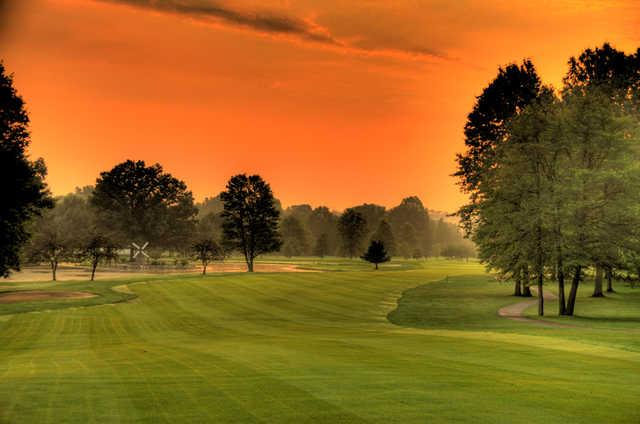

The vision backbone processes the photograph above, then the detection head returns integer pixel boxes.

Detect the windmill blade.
[133,251,140,258]
[132,242,140,249]
[141,251,150,258]
[141,242,149,250]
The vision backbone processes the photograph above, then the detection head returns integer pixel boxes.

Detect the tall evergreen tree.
[361,240,390,270]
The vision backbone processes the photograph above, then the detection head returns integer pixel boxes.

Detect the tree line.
[456,43,640,316]
[17,164,473,278]
[199,194,473,260]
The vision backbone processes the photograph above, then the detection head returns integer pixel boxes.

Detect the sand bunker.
[0,291,97,303]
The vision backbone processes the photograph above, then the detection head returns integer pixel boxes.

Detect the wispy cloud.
[97,0,446,61]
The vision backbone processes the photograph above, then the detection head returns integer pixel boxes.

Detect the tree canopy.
[91,160,197,252]
[467,44,640,316]
[456,60,544,235]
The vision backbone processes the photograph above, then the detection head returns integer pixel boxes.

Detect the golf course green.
[0,259,638,423]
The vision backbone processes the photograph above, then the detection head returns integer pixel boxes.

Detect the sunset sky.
[1,0,639,212]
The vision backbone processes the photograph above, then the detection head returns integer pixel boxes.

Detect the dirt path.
[498,288,573,327]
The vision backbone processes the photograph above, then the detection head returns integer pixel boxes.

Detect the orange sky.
[1,0,639,212]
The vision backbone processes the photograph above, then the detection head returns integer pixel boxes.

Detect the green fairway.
[0,259,638,423]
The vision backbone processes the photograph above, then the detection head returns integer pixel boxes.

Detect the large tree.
[455,60,543,235]
[563,43,640,300]
[0,63,52,277]
[219,174,282,272]
[472,84,640,316]
[561,88,640,308]
[337,209,367,258]
[91,160,197,254]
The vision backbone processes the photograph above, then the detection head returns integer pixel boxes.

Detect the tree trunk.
[51,260,57,281]
[375,263,379,270]
[566,266,581,316]
[202,262,207,275]
[592,265,604,297]
[521,265,532,297]
[606,266,614,293]
[557,258,566,315]
[514,268,522,296]
[537,271,544,316]
[247,258,254,272]
[91,261,98,281]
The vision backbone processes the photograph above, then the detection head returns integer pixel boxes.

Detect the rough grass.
[0,259,638,423]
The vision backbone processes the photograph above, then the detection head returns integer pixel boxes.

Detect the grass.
[0,258,638,422]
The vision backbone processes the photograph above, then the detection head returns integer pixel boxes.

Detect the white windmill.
[132,242,150,264]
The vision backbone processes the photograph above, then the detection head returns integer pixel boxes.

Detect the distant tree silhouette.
[26,191,100,280]
[338,208,367,258]
[313,233,330,257]
[441,243,475,260]
[193,238,223,275]
[0,63,52,277]
[351,203,386,241]
[91,160,197,255]
[398,222,418,258]
[24,209,69,281]
[81,235,117,281]
[220,174,281,272]
[372,220,396,256]
[280,215,308,256]
[308,206,339,255]
[361,240,390,270]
